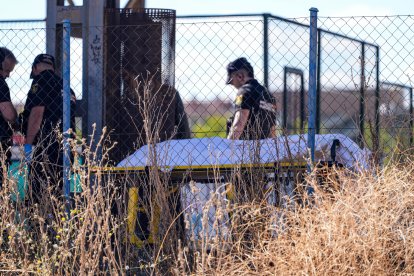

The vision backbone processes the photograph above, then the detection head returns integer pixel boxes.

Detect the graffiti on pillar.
[90,35,102,65]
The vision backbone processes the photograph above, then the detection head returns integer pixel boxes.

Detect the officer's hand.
[24,144,33,163]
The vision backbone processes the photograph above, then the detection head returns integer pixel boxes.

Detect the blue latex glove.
[24,144,33,163]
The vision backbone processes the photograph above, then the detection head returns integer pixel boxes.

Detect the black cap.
[30,54,55,79]
[226,57,254,84]
[32,53,55,68]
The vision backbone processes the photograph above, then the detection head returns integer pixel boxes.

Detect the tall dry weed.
[0,126,132,275]
[183,162,414,275]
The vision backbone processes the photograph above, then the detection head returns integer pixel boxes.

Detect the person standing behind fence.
[226,57,276,140]
[20,54,76,203]
[0,47,18,187]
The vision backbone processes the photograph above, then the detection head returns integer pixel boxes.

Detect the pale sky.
[0,0,413,21]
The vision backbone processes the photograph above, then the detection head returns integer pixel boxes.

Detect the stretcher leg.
[127,187,145,248]
[148,186,180,244]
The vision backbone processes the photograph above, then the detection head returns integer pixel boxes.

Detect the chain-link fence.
[1,12,414,265]
[3,14,413,162]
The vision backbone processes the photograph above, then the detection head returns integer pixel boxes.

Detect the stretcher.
[95,134,371,247]
[97,161,311,247]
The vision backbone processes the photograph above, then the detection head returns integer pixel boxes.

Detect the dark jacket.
[21,70,76,145]
[234,79,276,140]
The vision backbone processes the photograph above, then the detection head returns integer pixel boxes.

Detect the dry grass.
[1,141,414,275]
[181,161,414,275]
[0,131,133,275]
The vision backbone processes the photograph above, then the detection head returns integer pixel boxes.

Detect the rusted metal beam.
[57,6,83,24]
[124,0,145,9]
[85,0,105,151]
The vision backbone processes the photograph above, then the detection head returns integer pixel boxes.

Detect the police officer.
[226,57,276,140]
[21,54,76,202]
[0,47,18,187]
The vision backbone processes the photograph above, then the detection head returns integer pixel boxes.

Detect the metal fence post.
[410,87,413,147]
[263,13,270,90]
[308,8,318,165]
[316,30,321,134]
[375,46,380,153]
[62,19,71,213]
[358,42,366,148]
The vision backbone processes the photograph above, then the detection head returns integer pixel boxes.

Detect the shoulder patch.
[235,95,243,106]
[31,83,39,93]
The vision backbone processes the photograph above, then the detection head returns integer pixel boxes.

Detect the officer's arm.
[227,109,249,140]
[0,101,17,122]
[26,106,44,144]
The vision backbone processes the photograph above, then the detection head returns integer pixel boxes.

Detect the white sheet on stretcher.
[117,134,372,240]
[117,134,372,171]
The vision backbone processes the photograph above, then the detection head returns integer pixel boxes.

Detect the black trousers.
[0,139,12,189]
[28,140,63,204]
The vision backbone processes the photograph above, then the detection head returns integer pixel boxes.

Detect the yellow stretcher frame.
[91,161,323,248]
[91,161,309,173]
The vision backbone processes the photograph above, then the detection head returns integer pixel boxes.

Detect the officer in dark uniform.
[226,57,276,140]
[21,54,76,203]
[0,47,18,187]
